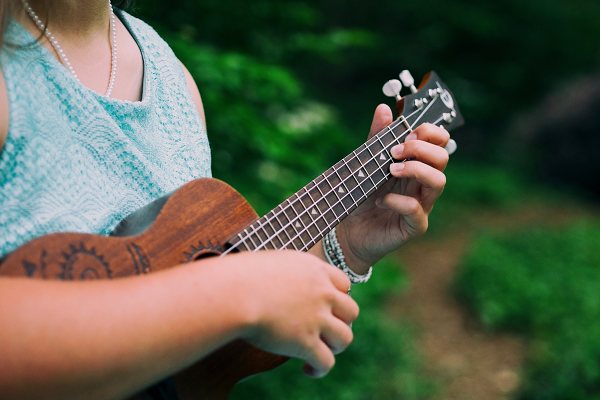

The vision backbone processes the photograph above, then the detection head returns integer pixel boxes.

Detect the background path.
[388,203,596,399]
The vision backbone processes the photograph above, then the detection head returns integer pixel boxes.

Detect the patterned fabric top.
[0,10,212,258]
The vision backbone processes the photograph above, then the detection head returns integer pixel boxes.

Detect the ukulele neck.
[228,116,413,252]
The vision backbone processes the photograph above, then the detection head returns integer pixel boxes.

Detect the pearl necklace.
[20,0,118,98]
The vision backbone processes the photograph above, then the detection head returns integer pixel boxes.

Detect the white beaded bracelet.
[322,227,372,284]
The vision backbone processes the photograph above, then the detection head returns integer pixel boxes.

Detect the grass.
[455,222,600,399]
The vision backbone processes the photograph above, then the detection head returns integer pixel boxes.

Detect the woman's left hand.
[336,103,451,273]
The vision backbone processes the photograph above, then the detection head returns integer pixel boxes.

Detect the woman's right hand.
[229,250,359,378]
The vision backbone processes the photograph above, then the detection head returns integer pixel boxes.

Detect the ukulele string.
[246,99,441,253]
[270,99,438,251]
[287,111,448,253]
[221,103,433,256]
[222,99,441,256]
[219,115,411,257]
[221,117,412,255]
[223,102,434,255]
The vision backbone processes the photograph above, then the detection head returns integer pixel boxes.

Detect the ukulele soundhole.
[59,243,112,280]
[183,240,225,261]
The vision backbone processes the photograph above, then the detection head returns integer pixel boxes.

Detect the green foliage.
[231,256,435,400]
[165,32,352,213]
[426,161,528,234]
[455,223,600,399]
[126,1,600,398]
[441,162,526,208]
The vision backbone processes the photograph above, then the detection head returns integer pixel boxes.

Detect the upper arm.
[179,62,206,127]
[0,71,8,152]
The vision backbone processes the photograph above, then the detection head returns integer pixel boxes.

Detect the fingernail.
[406,133,417,141]
[391,144,404,159]
[390,162,405,173]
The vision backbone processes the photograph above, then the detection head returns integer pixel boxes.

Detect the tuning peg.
[444,138,457,155]
[382,79,403,100]
[399,70,418,94]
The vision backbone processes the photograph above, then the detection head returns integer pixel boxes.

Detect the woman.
[0,1,451,399]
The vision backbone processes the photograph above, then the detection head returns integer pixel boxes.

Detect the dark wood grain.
[0,178,287,399]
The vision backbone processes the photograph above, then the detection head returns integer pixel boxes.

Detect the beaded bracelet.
[322,227,373,284]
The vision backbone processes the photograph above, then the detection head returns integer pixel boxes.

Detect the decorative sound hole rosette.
[183,240,226,261]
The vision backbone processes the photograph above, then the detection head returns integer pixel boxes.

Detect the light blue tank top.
[0,10,212,258]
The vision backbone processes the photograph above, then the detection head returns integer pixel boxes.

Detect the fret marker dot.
[380,153,387,160]
[295,221,302,228]
[311,208,318,215]
[358,170,365,178]
[338,187,345,193]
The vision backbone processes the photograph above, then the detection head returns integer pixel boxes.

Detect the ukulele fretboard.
[229,117,413,252]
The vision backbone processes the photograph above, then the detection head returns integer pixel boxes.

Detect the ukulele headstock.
[382,70,464,132]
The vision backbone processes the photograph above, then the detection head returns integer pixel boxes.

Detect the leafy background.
[130,1,600,398]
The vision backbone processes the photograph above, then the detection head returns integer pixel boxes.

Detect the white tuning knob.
[444,138,457,155]
[399,70,418,93]
[382,79,403,100]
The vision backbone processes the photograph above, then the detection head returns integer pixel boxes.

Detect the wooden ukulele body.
[0,178,287,399]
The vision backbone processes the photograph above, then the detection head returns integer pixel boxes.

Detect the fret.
[266,213,290,249]
[360,144,380,175]
[281,199,296,229]
[235,241,252,251]
[371,135,385,155]
[306,185,325,211]
[284,199,304,239]
[297,189,314,214]
[302,190,323,239]
[350,181,367,206]
[362,143,380,173]
[331,167,355,212]
[399,116,413,132]
[277,199,306,250]
[355,143,370,165]
[285,194,313,247]
[339,158,360,203]
[279,202,306,248]
[298,225,313,250]
[290,192,308,219]
[310,189,331,225]
[291,229,309,250]
[382,125,400,147]
[393,119,412,143]
[319,176,342,212]
[314,181,340,226]
[373,135,389,164]
[273,216,298,250]
[264,217,286,249]
[324,178,348,222]
[254,224,276,250]
[266,209,284,235]
[242,228,260,251]
[344,153,363,179]
[352,149,377,194]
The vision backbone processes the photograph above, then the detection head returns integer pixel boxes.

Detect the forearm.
[0,256,251,400]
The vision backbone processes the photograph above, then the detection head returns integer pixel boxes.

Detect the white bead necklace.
[20,0,118,98]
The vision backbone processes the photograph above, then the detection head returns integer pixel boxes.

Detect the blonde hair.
[0,0,20,45]
[0,0,133,46]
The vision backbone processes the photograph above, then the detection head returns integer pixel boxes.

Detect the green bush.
[231,256,435,400]
[455,222,600,399]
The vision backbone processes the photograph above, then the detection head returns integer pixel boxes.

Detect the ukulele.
[0,70,463,399]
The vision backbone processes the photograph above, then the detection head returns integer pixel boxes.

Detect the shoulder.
[117,10,205,125]
[0,71,8,151]
[179,62,205,125]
